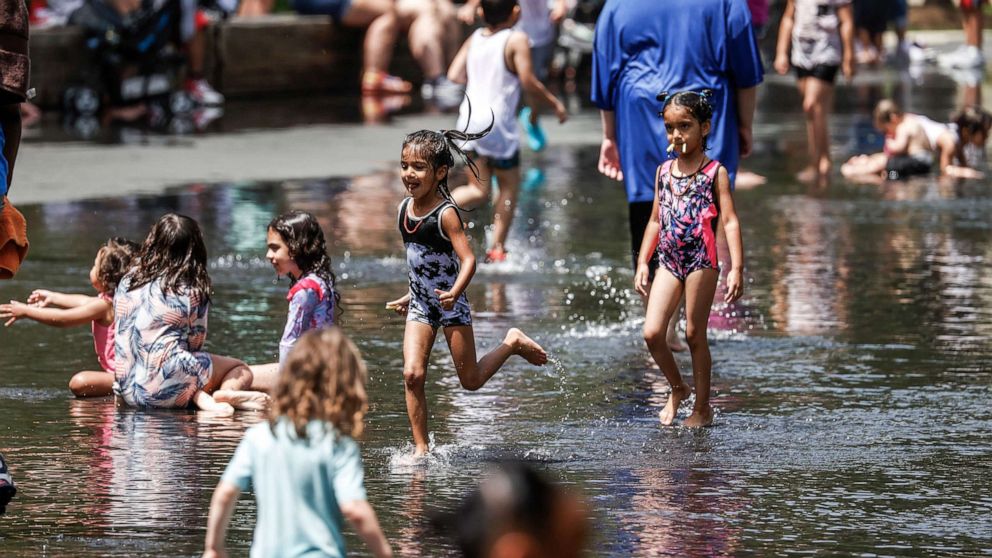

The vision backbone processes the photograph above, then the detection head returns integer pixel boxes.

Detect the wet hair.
[95,237,140,294]
[952,105,992,139]
[401,103,494,211]
[481,0,518,26]
[271,327,368,439]
[658,89,715,150]
[874,99,903,126]
[433,461,560,558]
[268,210,341,314]
[128,213,211,303]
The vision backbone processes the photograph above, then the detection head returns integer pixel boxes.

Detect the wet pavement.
[1,58,992,556]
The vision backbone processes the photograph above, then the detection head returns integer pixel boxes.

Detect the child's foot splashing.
[390,125,548,456]
[634,91,745,428]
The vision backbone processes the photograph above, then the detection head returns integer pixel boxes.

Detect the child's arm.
[884,122,914,156]
[837,3,856,81]
[447,36,473,85]
[507,31,568,123]
[0,296,111,327]
[279,288,320,364]
[341,500,393,558]
[435,208,476,311]
[715,166,745,303]
[385,292,411,315]
[550,0,568,23]
[26,289,93,309]
[202,481,241,558]
[773,0,795,76]
[634,172,662,297]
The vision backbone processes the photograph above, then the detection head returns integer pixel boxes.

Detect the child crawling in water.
[0,237,138,397]
[842,100,991,182]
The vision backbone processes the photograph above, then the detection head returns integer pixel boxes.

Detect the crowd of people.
[1,0,991,555]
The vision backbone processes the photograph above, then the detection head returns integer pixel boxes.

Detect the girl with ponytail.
[386,125,549,457]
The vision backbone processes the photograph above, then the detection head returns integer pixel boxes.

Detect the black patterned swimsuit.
[398,197,472,328]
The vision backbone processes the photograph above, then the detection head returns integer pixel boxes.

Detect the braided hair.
[657,89,715,151]
[268,211,342,316]
[401,100,494,211]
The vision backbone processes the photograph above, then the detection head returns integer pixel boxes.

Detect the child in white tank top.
[447,0,568,263]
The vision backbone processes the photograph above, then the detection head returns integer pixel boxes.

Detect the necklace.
[669,157,708,197]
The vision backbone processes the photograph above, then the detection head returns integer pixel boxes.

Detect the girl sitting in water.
[249,210,340,392]
[386,127,548,456]
[113,213,269,415]
[0,237,139,397]
[202,328,392,558]
[634,91,745,427]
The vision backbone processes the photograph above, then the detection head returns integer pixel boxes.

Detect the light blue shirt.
[222,419,368,558]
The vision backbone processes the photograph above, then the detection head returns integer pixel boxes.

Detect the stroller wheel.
[169,91,195,115]
[64,86,101,116]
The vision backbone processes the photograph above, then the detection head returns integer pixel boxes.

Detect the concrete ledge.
[29,14,421,108]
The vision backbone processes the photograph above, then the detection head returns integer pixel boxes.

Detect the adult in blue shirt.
[592,0,764,272]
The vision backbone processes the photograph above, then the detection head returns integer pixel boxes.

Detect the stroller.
[553,0,604,81]
[62,0,194,118]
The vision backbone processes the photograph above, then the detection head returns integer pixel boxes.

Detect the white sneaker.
[908,41,936,65]
[431,77,465,111]
[185,78,225,106]
[938,45,984,69]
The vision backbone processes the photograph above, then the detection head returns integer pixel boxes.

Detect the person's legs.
[247,362,280,392]
[681,268,719,427]
[397,0,446,81]
[629,200,686,351]
[451,158,492,209]
[207,354,271,410]
[642,268,689,425]
[806,77,835,177]
[963,0,983,49]
[489,163,521,258]
[443,325,547,391]
[403,320,437,455]
[344,0,413,92]
[68,371,115,397]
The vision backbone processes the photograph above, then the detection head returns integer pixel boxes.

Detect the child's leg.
[490,165,521,254]
[443,325,547,391]
[801,77,835,176]
[643,269,690,425]
[68,371,115,398]
[207,355,271,411]
[962,2,983,48]
[404,321,438,455]
[248,362,280,393]
[681,268,720,428]
[451,159,492,210]
[194,390,235,416]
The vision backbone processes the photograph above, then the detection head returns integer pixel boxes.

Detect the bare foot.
[507,328,548,365]
[213,390,271,411]
[199,401,236,417]
[413,445,429,457]
[660,383,691,426]
[683,405,714,428]
[734,170,767,190]
[796,166,818,183]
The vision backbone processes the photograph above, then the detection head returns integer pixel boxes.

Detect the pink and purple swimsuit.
[656,159,721,281]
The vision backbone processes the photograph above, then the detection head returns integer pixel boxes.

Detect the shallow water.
[2,70,992,556]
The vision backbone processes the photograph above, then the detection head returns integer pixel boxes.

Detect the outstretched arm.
[507,32,567,122]
[27,289,96,309]
[0,296,111,327]
[715,167,745,303]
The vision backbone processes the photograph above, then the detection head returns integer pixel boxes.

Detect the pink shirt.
[91,292,115,373]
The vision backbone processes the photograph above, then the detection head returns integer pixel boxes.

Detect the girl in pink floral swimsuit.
[634,90,746,428]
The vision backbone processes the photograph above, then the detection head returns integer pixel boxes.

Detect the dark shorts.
[885,155,932,180]
[629,201,660,278]
[291,0,352,22]
[854,0,893,34]
[468,150,521,170]
[531,41,555,83]
[795,64,840,83]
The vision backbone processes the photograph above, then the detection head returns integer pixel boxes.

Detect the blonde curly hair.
[271,327,368,438]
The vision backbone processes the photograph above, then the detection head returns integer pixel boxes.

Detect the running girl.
[203,328,392,558]
[114,213,269,415]
[249,210,340,393]
[634,91,745,428]
[386,129,548,456]
[0,237,138,397]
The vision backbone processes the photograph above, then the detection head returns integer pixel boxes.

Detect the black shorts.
[795,64,840,83]
[854,0,893,34]
[885,155,932,180]
[629,201,659,277]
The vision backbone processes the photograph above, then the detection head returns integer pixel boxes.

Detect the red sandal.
[361,71,413,94]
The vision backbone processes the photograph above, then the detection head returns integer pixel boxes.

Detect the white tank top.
[914,114,952,150]
[455,28,521,160]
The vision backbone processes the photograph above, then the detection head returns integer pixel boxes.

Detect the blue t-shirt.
[221,419,368,558]
[591,0,764,203]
